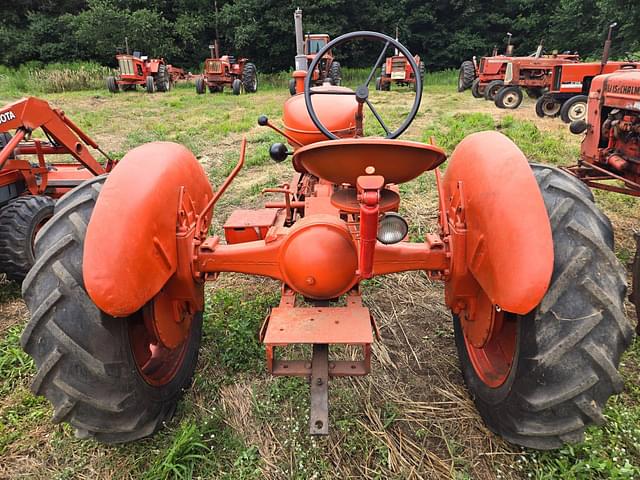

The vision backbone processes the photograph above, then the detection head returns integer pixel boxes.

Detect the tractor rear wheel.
[329,61,342,86]
[495,86,523,109]
[106,76,118,93]
[232,78,242,95]
[471,78,484,98]
[0,195,55,282]
[631,234,640,334]
[20,177,203,443]
[242,62,258,93]
[195,78,205,94]
[155,64,171,92]
[560,95,588,124]
[454,164,632,449]
[484,80,504,101]
[145,76,155,93]
[458,60,475,92]
[535,95,562,118]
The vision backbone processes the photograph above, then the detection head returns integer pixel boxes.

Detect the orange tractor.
[21,32,632,449]
[0,97,114,281]
[289,9,341,95]
[536,23,640,123]
[195,41,258,95]
[106,48,176,94]
[566,68,640,332]
[493,51,580,109]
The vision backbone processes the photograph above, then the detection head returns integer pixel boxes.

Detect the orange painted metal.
[223,209,278,244]
[356,175,384,279]
[293,138,446,185]
[84,142,213,318]
[331,187,400,213]
[441,131,553,348]
[283,87,358,146]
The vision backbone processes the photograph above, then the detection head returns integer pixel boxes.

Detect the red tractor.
[565,69,640,332]
[106,50,174,94]
[493,52,581,109]
[535,23,640,123]
[375,52,425,91]
[0,97,114,281]
[20,32,631,451]
[195,41,258,95]
[461,33,515,98]
[289,9,341,95]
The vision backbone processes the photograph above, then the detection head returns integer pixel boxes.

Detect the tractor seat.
[292,138,446,185]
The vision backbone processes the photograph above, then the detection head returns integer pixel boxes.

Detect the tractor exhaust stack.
[600,22,618,73]
[505,32,514,55]
[294,8,307,71]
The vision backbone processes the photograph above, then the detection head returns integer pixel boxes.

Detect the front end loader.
[0,97,114,281]
[21,32,632,451]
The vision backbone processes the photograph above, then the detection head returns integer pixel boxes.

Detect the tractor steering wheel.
[304,31,422,140]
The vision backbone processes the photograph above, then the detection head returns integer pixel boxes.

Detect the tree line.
[1,0,638,72]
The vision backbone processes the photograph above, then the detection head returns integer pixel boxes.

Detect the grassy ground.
[0,73,639,479]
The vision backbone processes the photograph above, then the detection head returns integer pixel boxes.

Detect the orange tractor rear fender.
[83,142,213,317]
[441,131,554,324]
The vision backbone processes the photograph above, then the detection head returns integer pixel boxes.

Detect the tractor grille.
[118,58,134,76]
[391,58,407,80]
[206,60,223,74]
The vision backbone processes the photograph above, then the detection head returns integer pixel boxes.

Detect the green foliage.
[0,62,111,94]
[0,0,639,71]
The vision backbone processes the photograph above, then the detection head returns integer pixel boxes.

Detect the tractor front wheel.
[560,95,588,124]
[289,78,297,95]
[21,177,203,443]
[0,195,55,282]
[106,76,118,93]
[145,76,155,93]
[495,86,523,109]
[471,78,484,98]
[455,164,632,449]
[535,95,562,118]
[232,78,242,95]
[458,60,475,92]
[484,80,503,101]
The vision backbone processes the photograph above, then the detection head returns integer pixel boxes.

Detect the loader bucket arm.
[442,131,554,318]
[0,97,109,174]
[83,142,213,317]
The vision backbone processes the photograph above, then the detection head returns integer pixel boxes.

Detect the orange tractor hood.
[283,86,358,146]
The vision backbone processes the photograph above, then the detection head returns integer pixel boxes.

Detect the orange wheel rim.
[464,312,518,388]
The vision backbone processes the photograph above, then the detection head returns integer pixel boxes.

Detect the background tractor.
[20,32,631,452]
[375,33,424,92]
[493,51,580,109]
[106,44,175,94]
[195,41,258,95]
[0,97,113,281]
[536,23,639,123]
[289,9,341,95]
[462,33,515,98]
[565,68,640,332]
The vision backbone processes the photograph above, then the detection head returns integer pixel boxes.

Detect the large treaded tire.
[155,64,171,92]
[21,177,203,443]
[458,60,475,92]
[484,80,504,101]
[329,61,342,86]
[0,195,54,282]
[471,78,484,98]
[106,76,118,93]
[242,62,258,93]
[455,164,633,450]
[195,77,205,94]
[145,75,155,93]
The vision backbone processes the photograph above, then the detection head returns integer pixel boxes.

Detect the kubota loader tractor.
[21,32,632,451]
[0,97,114,281]
[106,50,173,94]
[195,41,258,95]
[565,69,640,332]
[289,9,341,95]
[536,23,640,123]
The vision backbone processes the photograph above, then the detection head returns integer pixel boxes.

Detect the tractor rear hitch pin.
[195,137,246,237]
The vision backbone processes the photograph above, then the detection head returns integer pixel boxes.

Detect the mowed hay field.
[0,76,639,480]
